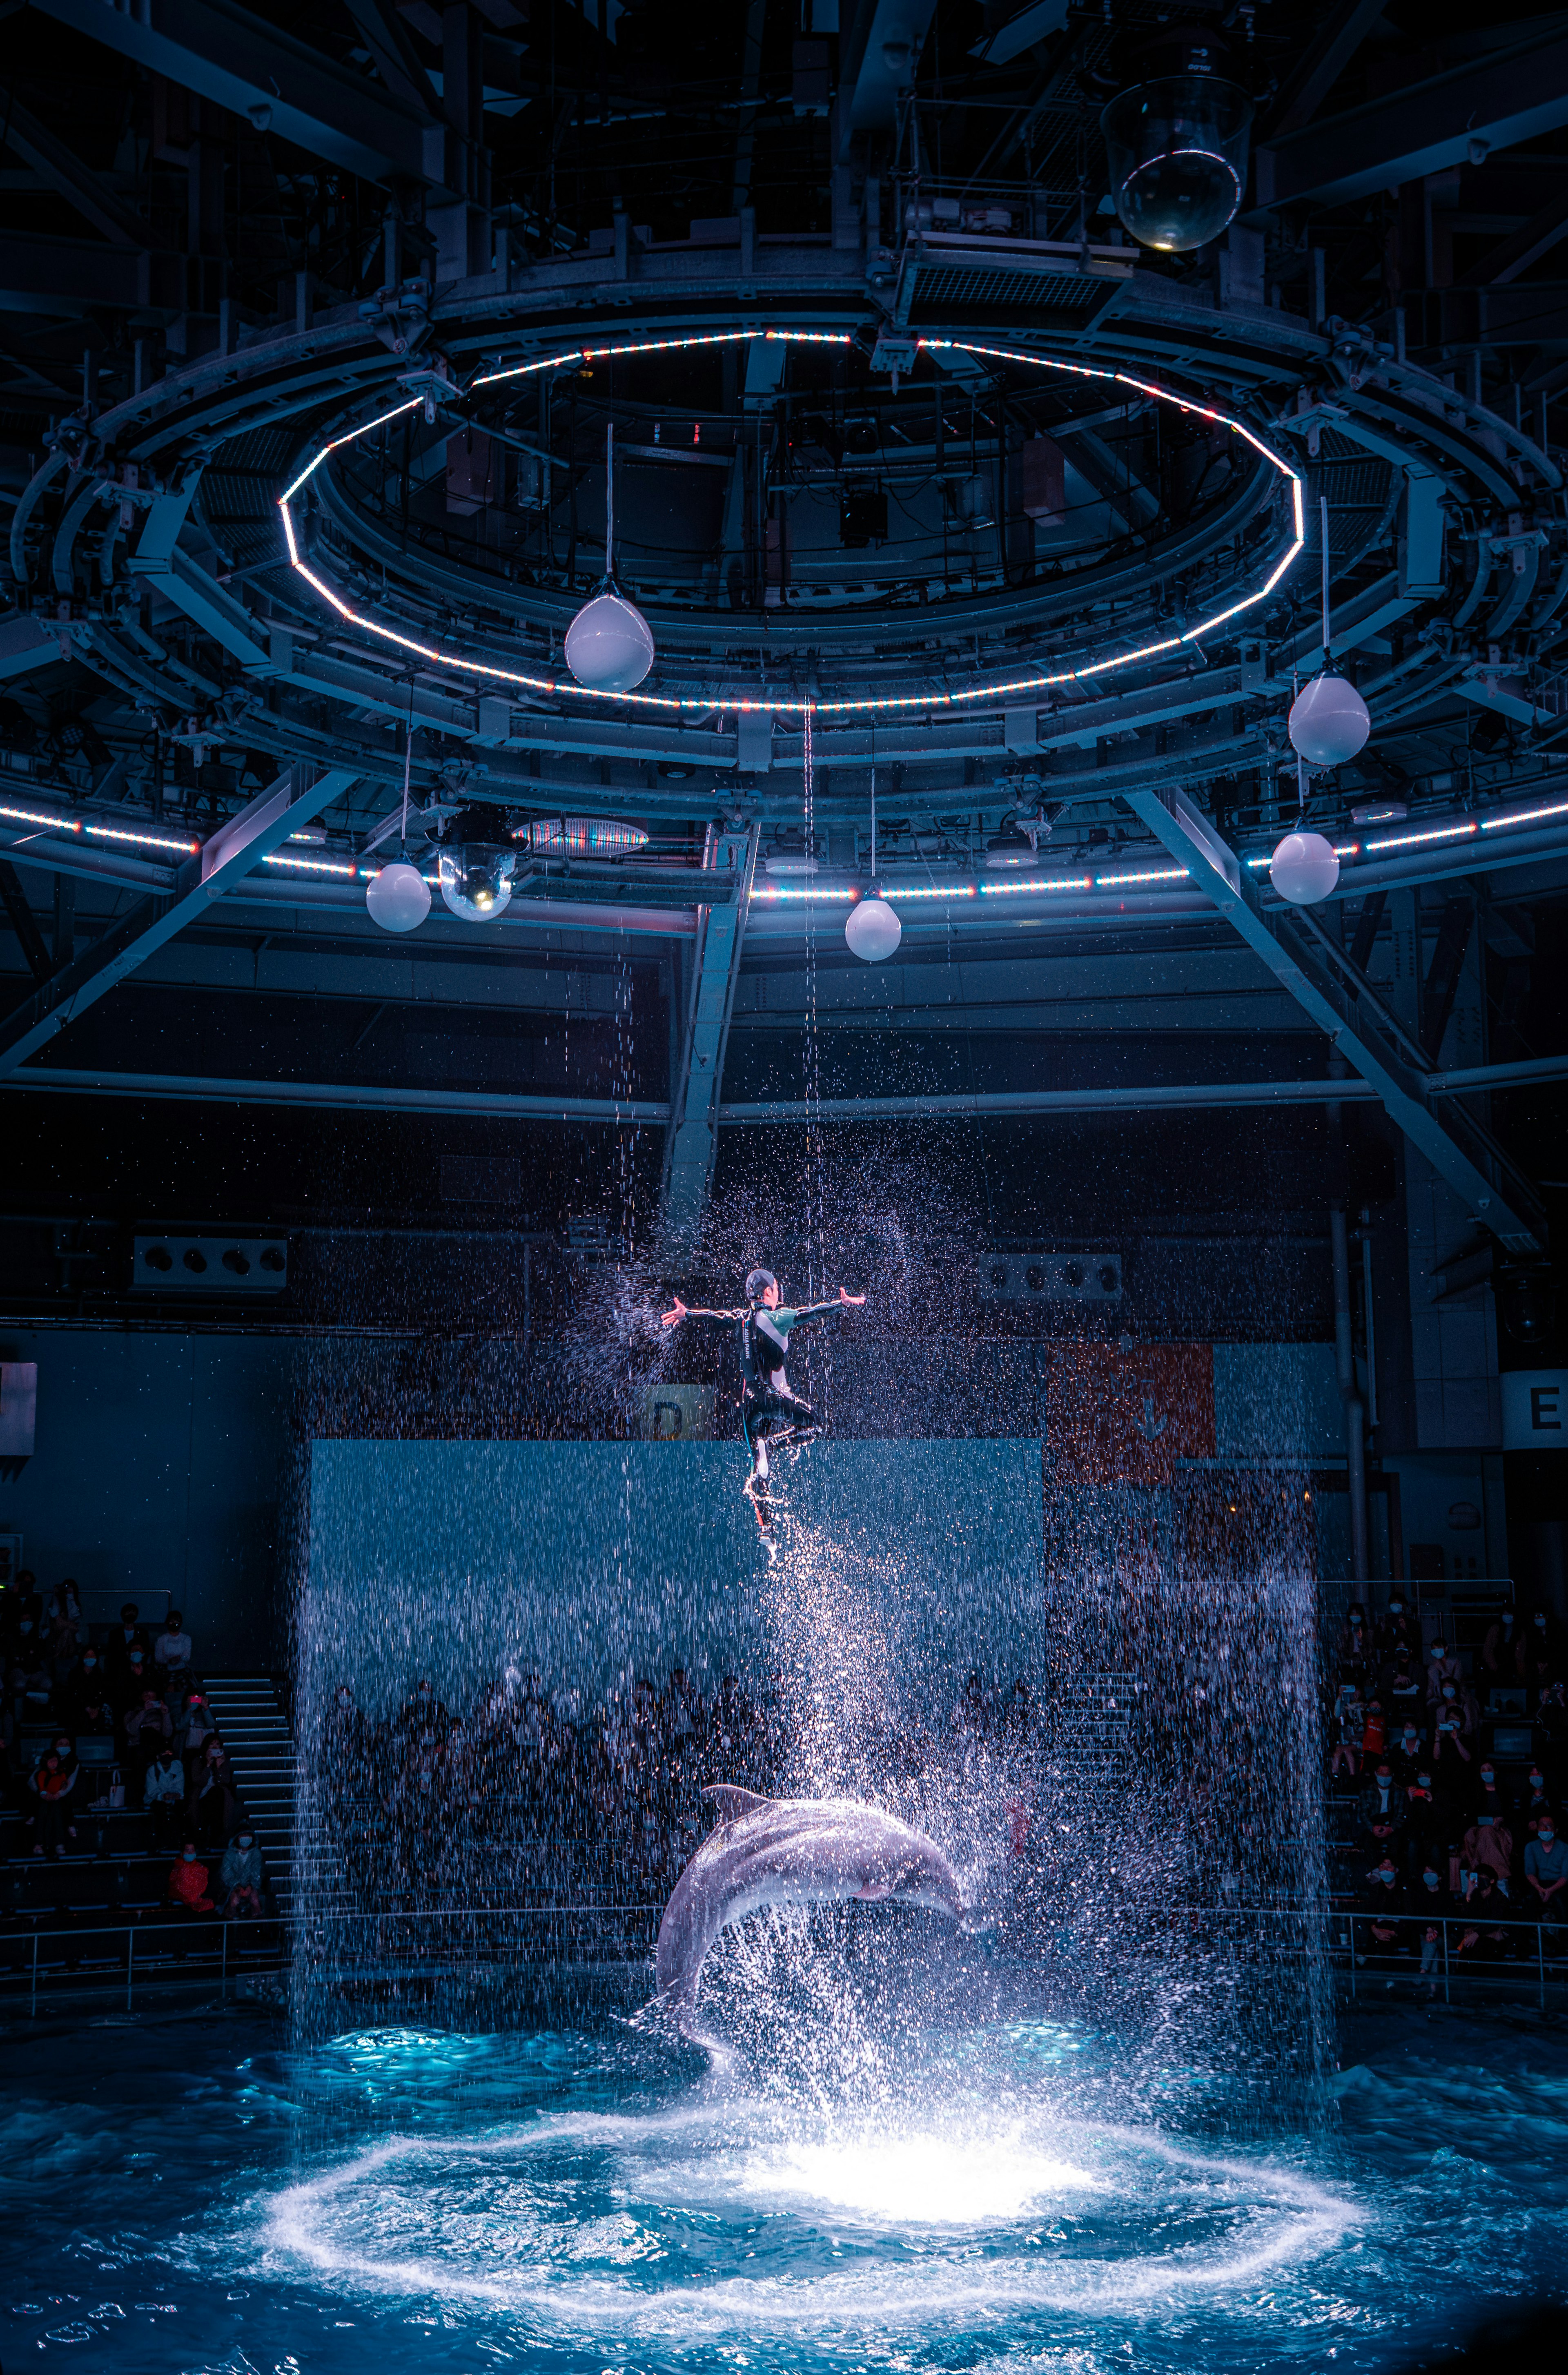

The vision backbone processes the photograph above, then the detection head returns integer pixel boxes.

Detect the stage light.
[1100,28,1253,253]
[1269,830,1340,905]
[1288,670,1370,767]
[366,859,432,932]
[439,841,517,921]
[984,820,1038,870]
[844,890,902,963]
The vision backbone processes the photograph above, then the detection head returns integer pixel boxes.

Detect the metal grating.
[906,266,1102,323]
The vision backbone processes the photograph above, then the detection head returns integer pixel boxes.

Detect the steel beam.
[661,823,759,1251]
[6,1057,1561,1126]
[1123,784,1546,1252]
[0,765,357,1078]
[1254,27,1568,212]
[0,97,153,247]
[0,231,190,316]
[31,0,445,188]
[6,1067,670,1124]
[1266,0,1387,140]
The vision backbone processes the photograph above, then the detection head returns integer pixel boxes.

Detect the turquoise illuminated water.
[2,2001,1564,2369]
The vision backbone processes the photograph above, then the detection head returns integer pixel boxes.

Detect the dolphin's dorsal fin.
[702,1784,774,1823]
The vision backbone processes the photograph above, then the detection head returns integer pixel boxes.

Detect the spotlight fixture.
[984,820,1040,870]
[1269,830,1341,905]
[437,805,518,922]
[1100,24,1253,253]
[563,422,655,692]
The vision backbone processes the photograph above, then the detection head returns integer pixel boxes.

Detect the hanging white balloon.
[564,421,656,692]
[846,892,902,962]
[1288,669,1370,767]
[845,743,901,961]
[1288,491,1371,767]
[1269,829,1341,905]
[366,716,432,932]
[366,859,431,932]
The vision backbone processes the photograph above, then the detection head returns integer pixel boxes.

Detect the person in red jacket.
[168,1842,214,1913]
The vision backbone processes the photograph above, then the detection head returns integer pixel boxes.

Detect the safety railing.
[7,1899,1565,2017]
[1338,1907,1568,2010]
[0,1915,287,2016]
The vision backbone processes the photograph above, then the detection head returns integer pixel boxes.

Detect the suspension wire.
[1321,493,1331,658]
[400,694,416,854]
[802,702,822,1306]
[606,419,615,578]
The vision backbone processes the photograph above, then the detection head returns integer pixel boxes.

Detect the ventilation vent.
[980,1252,1122,1303]
[132,1235,288,1293]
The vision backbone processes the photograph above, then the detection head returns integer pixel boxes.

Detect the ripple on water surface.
[3,2009,1567,2370]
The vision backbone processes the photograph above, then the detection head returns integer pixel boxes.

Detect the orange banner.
[1048,1343,1216,1487]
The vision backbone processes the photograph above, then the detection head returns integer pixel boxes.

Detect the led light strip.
[278,329,1304,720]
[262,850,363,878]
[1,799,198,855]
[1362,819,1477,856]
[1480,794,1568,831]
[753,865,1195,905]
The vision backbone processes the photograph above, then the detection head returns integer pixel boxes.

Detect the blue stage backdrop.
[304,1436,1046,1717]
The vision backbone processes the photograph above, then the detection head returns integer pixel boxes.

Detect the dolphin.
[655,1784,968,2020]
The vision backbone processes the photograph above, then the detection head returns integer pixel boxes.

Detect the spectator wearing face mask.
[219,1829,265,1918]
[1357,1760,1406,1852]
[1525,1608,1567,1668]
[1361,1696,1388,1763]
[1381,1648,1425,1729]
[61,1646,107,1730]
[1328,1682,1365,1778]
[1402,1768,1442,1867]
[1523,1816,1567,1941]
[168,1840,214,1914]
[1377,1594,1420,1665]
[1411,1858,1456,1994]
[25,1743,80,1858]
[101,1603,151,1679]
[1469,1759,1511,1825]
[1453,1867,1515,1965]
[143,1745,187,1849]
[109,1645,152,1728]
[1519,1766,1559,1841]
[1357,1854,1408,1966]
[176,1688,218,1773]
[123,1688,172,1791]
[1431,1686,1472,1773]
[1460,1809,1515,1884]
[1535,1677,1567,1753]
[1388,1717,1427,1786]
[1425,1639,1464,1704]
[154,1610,194,1707]
[1337,1608,1373,1688]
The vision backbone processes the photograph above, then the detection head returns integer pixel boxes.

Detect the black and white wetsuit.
[739,1301,843,1469]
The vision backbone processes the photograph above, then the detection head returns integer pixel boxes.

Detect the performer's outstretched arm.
[660,1297,744,1329]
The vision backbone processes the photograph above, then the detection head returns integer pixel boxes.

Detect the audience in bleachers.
[1334,1590,1568,1979]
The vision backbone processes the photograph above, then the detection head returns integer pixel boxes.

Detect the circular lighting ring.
[279,330,1304,720]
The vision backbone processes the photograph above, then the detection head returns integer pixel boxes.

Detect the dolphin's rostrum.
[655,1784,969,2018]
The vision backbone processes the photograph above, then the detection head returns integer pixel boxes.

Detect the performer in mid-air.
[661,1271,865,1544]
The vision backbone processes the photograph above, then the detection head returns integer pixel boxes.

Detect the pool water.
[2,2000,1565,2371]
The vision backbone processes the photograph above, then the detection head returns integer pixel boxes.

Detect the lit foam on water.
[263,2095,1359,2334]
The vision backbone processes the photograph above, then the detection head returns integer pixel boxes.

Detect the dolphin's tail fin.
[702,1783,775,1824]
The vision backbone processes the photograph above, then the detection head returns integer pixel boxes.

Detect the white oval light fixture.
[845,749,901,962]
[846,890,902,962]
[1269,829,1340,905]
[564,422,655,692]
[366,859,431,932]
[1288,492,1371,768]
[366,718,432,932]
[1288,669,1370,768]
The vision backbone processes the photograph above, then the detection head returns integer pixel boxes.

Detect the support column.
[661,825,759,1257]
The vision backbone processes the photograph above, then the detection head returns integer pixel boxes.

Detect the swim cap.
[746,1269,776,1301]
